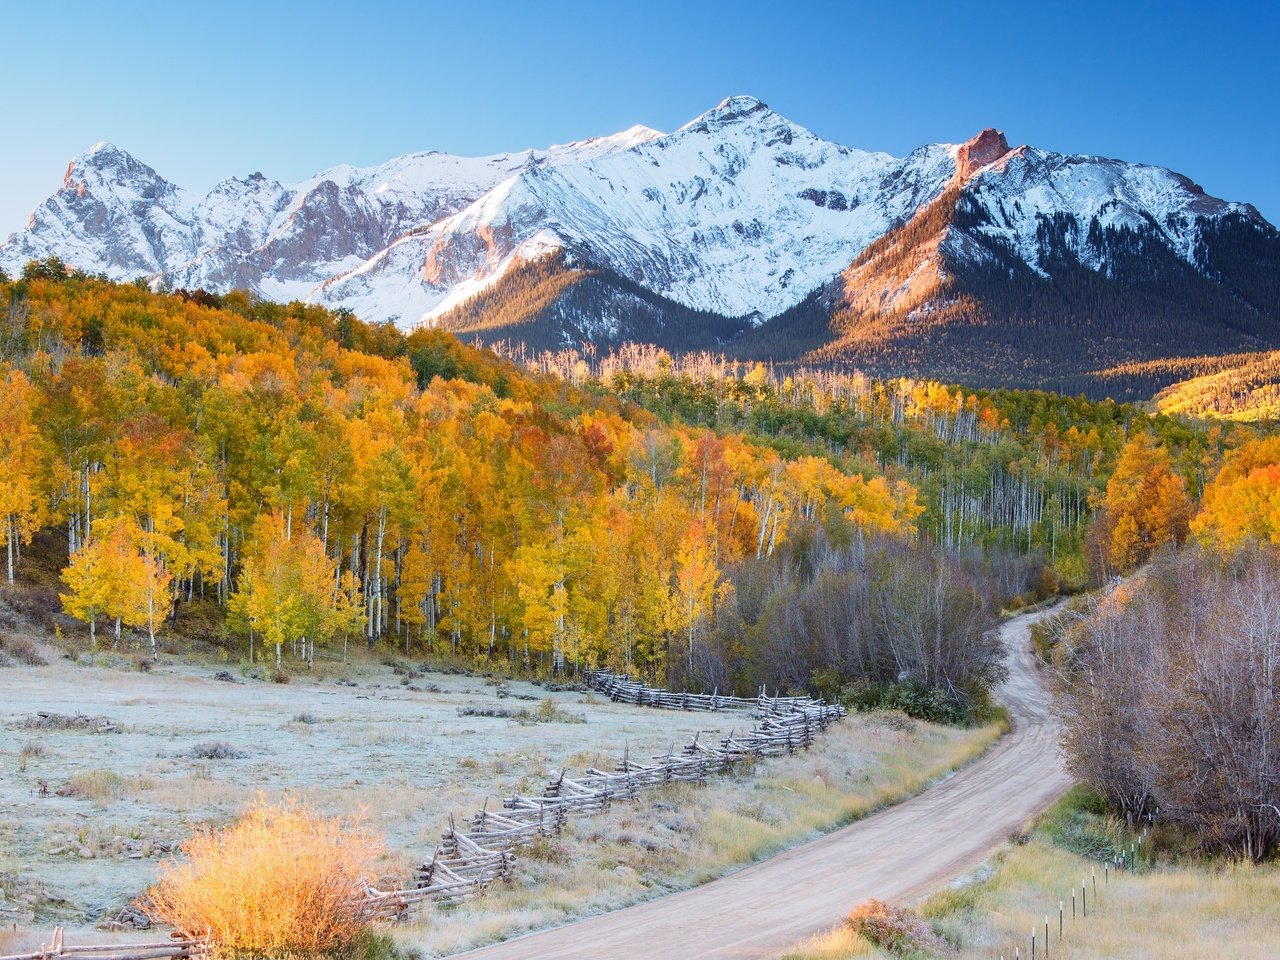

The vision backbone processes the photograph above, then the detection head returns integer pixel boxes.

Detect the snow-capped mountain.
[939,128,1262,278]
[1,125,661,303]
[4,96,1278,395]
[779,125,1280,392]
[314,97,957,325]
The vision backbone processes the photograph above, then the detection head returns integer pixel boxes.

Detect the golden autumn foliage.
[0,368,43,583]
[1,271,921,680]
[60,518,155,647]
[229,513,363,667]
[1087,433,1193,577]
[147,798,382,955]
[1193,436,1280,549]
[11,268,1277,683]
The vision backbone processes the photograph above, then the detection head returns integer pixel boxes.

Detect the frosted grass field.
[0,641,998,955]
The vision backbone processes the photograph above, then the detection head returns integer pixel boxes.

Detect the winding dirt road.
[453,608,1071,960]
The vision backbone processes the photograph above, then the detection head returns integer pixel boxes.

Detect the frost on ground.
[0,644,998,956]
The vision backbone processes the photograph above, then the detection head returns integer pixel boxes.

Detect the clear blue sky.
[2,0,1277,234]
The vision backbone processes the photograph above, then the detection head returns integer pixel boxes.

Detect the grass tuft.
[59,769,125,804]
[0,634,47,666]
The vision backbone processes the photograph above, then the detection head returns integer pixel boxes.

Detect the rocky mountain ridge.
[5,96,1277,395]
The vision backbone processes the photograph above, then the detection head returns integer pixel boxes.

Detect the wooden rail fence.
[583,668,843,722]
[0,928,209,960]
[362,679,845,917]
[11,683,844,942]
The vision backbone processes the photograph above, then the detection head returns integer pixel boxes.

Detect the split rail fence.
[0,928,209,960]
[361,672,845,918]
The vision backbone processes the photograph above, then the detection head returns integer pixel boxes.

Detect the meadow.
[0,635,1001,957]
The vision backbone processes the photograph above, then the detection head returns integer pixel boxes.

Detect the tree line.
[0,263,920,685]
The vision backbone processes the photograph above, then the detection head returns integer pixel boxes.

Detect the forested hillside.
[0,262,922,687]
[737,197,1280,398]
[3,262,1277,713]
[510,343,1261,583]
[1150,349,1280,421]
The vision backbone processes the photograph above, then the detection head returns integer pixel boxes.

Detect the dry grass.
[147,798,382,956]
[784,925,879,960]
[786,790,1280,960]
[0,634,46,666]
[17,743,45,772]
[396,715,1006,957]
[58,770,127,805]
[0,653,1001,951]
[926,842,1280,959]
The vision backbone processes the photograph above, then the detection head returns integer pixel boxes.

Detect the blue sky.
[2,0,1277,233]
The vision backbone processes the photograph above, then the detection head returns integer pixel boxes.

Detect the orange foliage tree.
[3,270,969,685]
[0,367,43,583]
[1193,437,1280,549]
[1086,433,1192,578]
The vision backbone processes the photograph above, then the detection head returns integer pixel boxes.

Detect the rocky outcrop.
[953,128,1014,180]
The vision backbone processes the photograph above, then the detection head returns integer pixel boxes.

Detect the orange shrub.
[146,798,382,955]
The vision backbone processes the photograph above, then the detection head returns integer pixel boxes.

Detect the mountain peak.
[680,95,772,132]
[78,140,136,166]
[953,128,1012,179]
[716,94,767,112]
[65,140,159,182]
[59,141,178,208]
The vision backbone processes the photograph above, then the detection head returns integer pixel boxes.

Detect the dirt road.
[452,608,1071,960]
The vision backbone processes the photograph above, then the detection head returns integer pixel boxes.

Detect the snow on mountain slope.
[3,99,1273,361]
[1,142,200,278]
[946,133,1263,276]
[315,96,958,325]
[0,126,662,300]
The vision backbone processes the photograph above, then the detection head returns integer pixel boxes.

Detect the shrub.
[146,798,382,955]
[535,696,586,723]
[17,743,45,772]
[19,712,117,733]
[0,634,46,666]
[1053,547,1280,860]
[840,680,969,726]
[1028,619,1057,664]
[457,700,585,724]
[457,705,520,719]
[190,742,247,760]
[844,898,951,956]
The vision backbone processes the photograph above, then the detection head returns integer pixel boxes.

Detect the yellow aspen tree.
[0,368,45,583]
[231,513,357,669]
[674,523,726,679]
[60,537,111,647]
[61,518,151,647]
